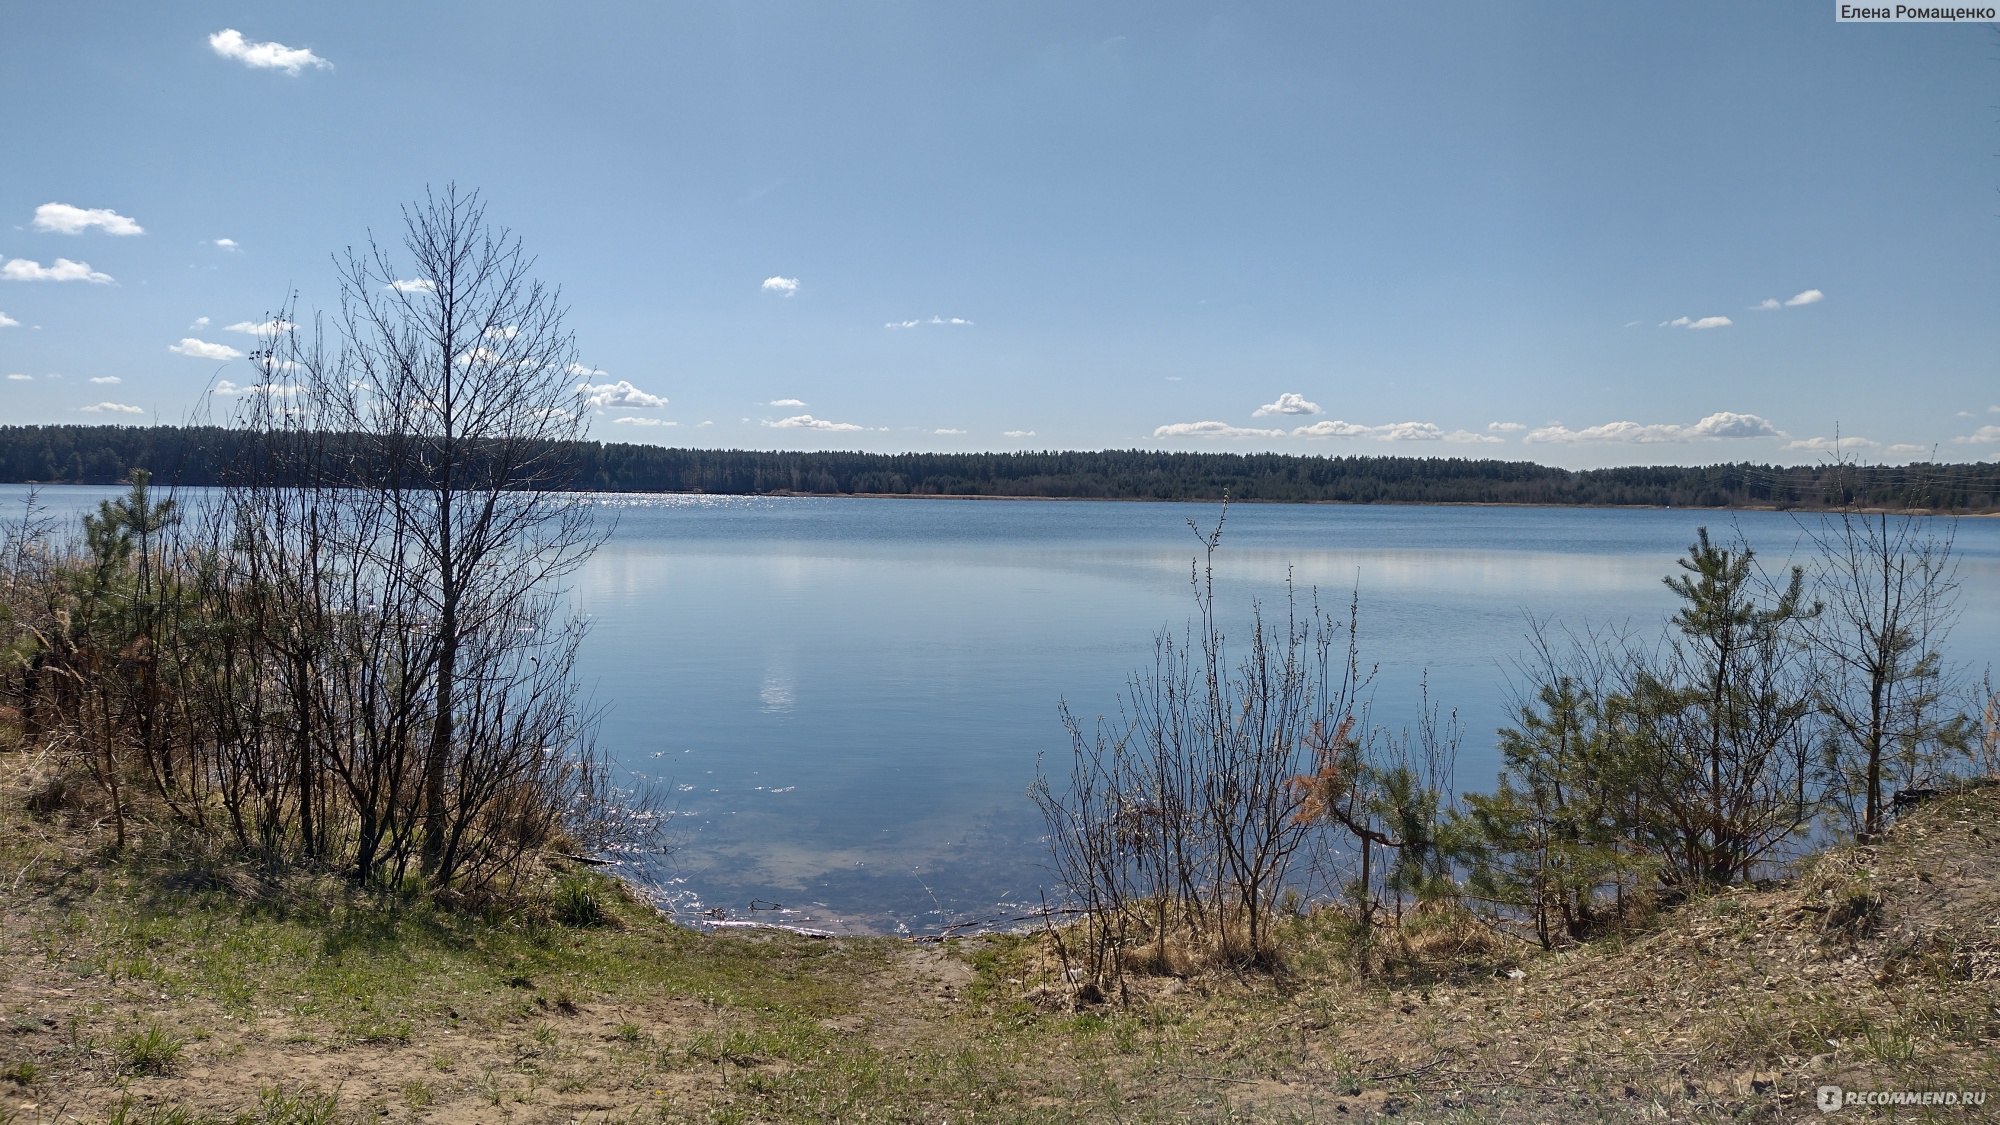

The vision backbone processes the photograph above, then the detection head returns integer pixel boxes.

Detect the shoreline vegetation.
[3,424,1999,512]
[5,754,1995,1122]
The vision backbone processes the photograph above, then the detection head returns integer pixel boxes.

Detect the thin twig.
[11,847,44,891]
[1368,1053,1451,1082]
[1154,1068,1264,1085]
[1411,1078,1576,1095]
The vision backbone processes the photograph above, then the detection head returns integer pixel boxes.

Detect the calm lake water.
[11,486,2000,933]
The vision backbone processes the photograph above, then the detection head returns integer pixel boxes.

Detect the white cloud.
[208,28,332,75]
[225,318,295,336]
[1292,420,1375,438]
[578,379,668,409]
[886,315,974,329]
[1685,411,1782,439]
[767,398,806,407]
[1487,421,1526,433]
[1882,444,1931,460]
[1286,419,1501,443]
[611,416,673,427]
[88,376,121,385]
[1667,315,1731,330]
[191,316,209,329]
[81,401,143,415]
[1384,422,1447,441]
[1002,430,1036,439]
[32,203,143,236]
[697,420,714,428]
[168,337,244,361]
[389,278,436,293]
[5,373,30,382]
[1527,421,1681,444]
[762,276,799,296]
[766,414,863,432]
[1375,422,1447,442]
[934,428,967,435]
[214,238,239,251]
[1752,289,1825,311]
[3,257,113,283]
[1253,392,1321,417]
[1527,411,1782,444]
[0,312,16,328]
[484,325,519,341]
[564,362,606,379]
[929,315,973,326]
[212,381,297,398]
[1988,404,1999,414]
[885,319,920,330]
[1784,435,1880,453]
[1153,421,1286,439]
[1953,426,2000,445]
[456,345,503,366]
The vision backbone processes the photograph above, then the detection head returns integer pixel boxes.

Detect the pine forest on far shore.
[2,424,1997,512]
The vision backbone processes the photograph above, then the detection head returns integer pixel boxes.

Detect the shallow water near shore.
[11,485,2000,934]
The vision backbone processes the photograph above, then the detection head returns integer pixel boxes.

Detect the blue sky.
[2,3,1995,469]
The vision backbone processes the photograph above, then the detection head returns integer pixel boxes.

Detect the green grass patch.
[119,1022,185,1075]
[255,1085,343,1124]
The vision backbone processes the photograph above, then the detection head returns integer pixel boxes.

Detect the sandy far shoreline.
[632,489,2000,516]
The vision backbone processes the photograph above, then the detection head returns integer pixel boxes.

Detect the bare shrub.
[1802,486,1970,838]
[1035,509,1456,994]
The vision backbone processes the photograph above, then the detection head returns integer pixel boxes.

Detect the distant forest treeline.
[2,424,1997,511]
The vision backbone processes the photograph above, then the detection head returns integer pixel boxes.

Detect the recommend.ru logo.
[1816,1084,1989,1113]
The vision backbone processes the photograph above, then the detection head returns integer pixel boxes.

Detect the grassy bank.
[3,749,1996,1123]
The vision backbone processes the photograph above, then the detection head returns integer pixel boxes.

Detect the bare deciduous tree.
[325,185,599,880]
[208,184,617,892]
[1803,493,1968,839]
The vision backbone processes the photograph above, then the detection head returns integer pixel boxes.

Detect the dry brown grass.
[996,784,2000,1120]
